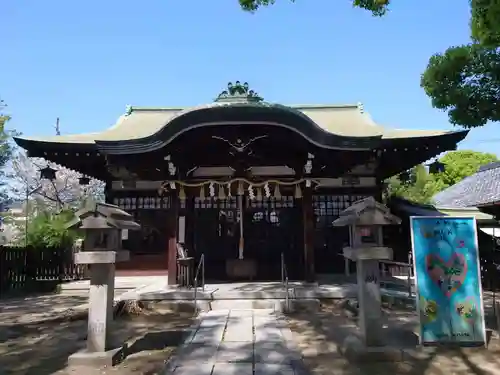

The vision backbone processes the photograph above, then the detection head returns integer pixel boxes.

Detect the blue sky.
[3,0,498,155]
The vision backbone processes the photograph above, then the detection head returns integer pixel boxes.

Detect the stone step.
[140,298,321,314]
[210,298,320,313]
[210,299,280,311]
[138,285,356,300]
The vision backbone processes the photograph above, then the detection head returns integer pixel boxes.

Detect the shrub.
[25,209,76,248]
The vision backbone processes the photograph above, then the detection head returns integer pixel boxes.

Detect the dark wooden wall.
[106,183,380,278]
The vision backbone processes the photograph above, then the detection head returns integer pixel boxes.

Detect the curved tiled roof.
[14,103,457,145]
[432,162,500,207]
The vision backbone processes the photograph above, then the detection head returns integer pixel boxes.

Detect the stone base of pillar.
[341,335,408,363]
[68,343,128,368]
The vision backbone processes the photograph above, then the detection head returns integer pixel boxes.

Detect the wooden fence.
[0,245,87,296]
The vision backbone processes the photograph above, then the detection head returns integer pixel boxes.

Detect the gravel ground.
[287,300,500,375]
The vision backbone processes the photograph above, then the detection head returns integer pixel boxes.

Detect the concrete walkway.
[166,309,309,375]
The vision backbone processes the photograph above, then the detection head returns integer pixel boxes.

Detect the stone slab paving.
[166,309,308,375]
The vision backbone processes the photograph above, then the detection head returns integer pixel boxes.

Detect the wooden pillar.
[184,196,194,256]
[167,193,179,285]
[303,188,315,282]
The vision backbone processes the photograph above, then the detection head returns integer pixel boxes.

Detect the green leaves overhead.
[239,0,279,12]
[351,0,390,16]
[421,45,500,128]
[470,0,500,47]
[238,0,389,14]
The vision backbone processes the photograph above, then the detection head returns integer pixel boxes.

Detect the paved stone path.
[166,309,309,375]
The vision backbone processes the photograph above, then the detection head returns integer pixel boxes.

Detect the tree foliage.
[434,150,498,186]
[23,210,77,248]
[238,0,390,15]
[388,164,445,204]
[237,0,500,128]
[388,150,498,204]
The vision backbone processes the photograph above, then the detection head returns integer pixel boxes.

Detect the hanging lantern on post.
[429,160,445,174]
[40,166,57,181]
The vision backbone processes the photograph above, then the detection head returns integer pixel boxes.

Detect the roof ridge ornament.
[357,102,364,113]
[125,105,133,116]
[215,81,263,103]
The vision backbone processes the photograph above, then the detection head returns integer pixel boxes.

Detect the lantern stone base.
[68,343,128,368]
[341,335,405,363]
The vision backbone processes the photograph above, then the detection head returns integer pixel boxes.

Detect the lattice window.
[113,196,171,211]
[194,197,237,209]
[312,194,368,227]
[247,196,295,209]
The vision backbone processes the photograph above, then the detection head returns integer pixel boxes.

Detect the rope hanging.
[159,177,315,194]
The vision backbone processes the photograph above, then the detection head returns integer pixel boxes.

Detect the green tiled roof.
[15,103,457,145]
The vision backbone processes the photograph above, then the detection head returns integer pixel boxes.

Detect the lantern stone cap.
[332,197,401,227]
[65,202,141,231]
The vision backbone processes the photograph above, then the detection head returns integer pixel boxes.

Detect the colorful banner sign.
[410,216,486,345]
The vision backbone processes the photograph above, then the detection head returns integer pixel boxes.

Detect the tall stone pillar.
[65,203,140,369]
[332,197,402,358]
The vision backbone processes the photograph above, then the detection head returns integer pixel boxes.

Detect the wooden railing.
[193,254,205,314]
[176,243,195,287]
[380,260,413,298]
[381,260,414,278]
[281,252,291,312]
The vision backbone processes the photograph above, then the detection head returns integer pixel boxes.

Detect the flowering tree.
[10,151,105,211]
[0,99,17,209]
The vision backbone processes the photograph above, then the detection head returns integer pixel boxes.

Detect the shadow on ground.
[0,294,88,325]
[287,299,500,375]
[0,307,194,375]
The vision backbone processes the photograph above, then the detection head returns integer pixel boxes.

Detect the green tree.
[388,164,444,204]
[238,0,500,129]
[238,0,389,14]
[435,150,498,186]
[22,210,77,248]
[388,150,498,204]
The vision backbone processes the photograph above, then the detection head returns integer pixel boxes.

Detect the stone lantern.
[65,202,140,368]
[332,197,401,354]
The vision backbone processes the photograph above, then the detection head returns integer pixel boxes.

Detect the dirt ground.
[5,293,500,375]
[287,300,500,375]
[0,297,195,375]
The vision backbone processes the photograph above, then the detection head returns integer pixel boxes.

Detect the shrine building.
[14,81,469,283]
